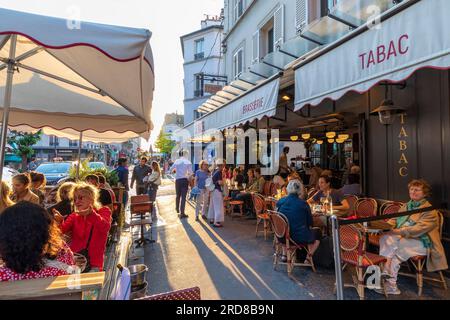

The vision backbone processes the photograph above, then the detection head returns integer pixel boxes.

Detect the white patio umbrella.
[0,7,155,181]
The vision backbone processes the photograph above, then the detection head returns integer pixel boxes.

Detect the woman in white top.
[146,161,162,202]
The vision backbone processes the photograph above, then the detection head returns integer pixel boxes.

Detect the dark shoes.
[179,214,189,219]
[201,215,207,221]
[195,216,199,222]
[281,255,288,263]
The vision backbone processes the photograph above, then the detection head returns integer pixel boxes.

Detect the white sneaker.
[374,284,401,295]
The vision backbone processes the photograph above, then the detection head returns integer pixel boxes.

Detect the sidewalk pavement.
[131,179,450,300]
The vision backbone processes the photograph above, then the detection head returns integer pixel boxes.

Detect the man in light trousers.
[170,150,193,219]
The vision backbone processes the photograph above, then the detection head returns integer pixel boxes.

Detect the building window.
[233,48,244,79]
[267,28,274,54]
[194,73,204,97]
[194,38,204,60]
[49,136,59,147]
[296,0,309,34]
[69,140,78,147]
[234,0,244,23]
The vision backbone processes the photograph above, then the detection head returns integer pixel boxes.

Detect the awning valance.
[294,0,450,111]
[186,76,280,137]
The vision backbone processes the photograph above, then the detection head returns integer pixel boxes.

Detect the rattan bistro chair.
[343,195,359,218]
[399,211,448,296]
[253,193,271,240]
[338,224,387,300]
[368,202,403,247]
[268,211,316,274]
[355,198,378,218]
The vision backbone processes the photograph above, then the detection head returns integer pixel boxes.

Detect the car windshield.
[36,163,71,174]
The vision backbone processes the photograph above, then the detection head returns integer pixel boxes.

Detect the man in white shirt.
[170,151,193,219]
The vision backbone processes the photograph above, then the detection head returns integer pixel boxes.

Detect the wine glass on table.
[242,183,247,192]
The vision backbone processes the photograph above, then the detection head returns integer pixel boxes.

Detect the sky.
[0,0,223,150]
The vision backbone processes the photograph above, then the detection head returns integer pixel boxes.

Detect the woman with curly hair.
[0,202,74,281]
[53,183,111,272]
[11,173,40,205]
[0,181,15,214]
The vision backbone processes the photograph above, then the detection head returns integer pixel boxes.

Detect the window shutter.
[295,0,308,34]
[273,5,285,50]
[252,30,260,64]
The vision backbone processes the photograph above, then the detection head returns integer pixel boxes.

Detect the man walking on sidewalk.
[131,157,152,195]
[170,150,192,219]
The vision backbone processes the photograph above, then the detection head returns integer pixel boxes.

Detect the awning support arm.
[328,13,358,29]
[249,70,269,79]
[278,49,298,59]
[16,62,105,96]
[0,46,43,72]
[76,131,83,180]
[261,60,284,71]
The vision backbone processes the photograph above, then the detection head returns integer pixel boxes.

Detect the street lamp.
[370,99,405,125]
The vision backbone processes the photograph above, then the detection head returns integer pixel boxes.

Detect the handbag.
[77,226,94,273]
[205,178,215,192]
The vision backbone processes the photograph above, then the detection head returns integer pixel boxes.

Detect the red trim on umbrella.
[0,31,154,72]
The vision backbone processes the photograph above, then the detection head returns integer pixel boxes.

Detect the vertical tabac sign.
[398,114,408,177]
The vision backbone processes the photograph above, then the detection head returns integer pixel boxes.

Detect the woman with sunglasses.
[53,183,111,272]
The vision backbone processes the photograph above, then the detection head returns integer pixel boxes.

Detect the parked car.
[35,162,73,186]
[2,166,19,185]
[88,162,107,170]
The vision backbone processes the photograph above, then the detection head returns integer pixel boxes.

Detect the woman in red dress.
[0,202,75,282]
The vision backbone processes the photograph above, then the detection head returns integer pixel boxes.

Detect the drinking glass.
[242,183,247,191]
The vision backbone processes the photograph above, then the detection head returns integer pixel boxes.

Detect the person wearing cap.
[207,159,225,228]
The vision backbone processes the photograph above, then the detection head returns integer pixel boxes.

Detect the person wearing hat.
[207,158,225,228]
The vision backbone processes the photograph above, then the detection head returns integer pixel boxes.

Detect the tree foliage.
[7,130,43,170]
[155,131,175,156]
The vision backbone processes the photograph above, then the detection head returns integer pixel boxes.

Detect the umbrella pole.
[76,131,83,180]
[0,35,17,183]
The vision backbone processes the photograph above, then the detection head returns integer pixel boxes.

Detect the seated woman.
[276,180,321,263]
[0,181,15,214]
[53,183,111,272]
[47,182,75,218]
[29,172,47,206]
[307,175,349,211]
[0,202,75,281]
[11,173,40,205]
[230,167,244,189]
[377,179,448,295]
